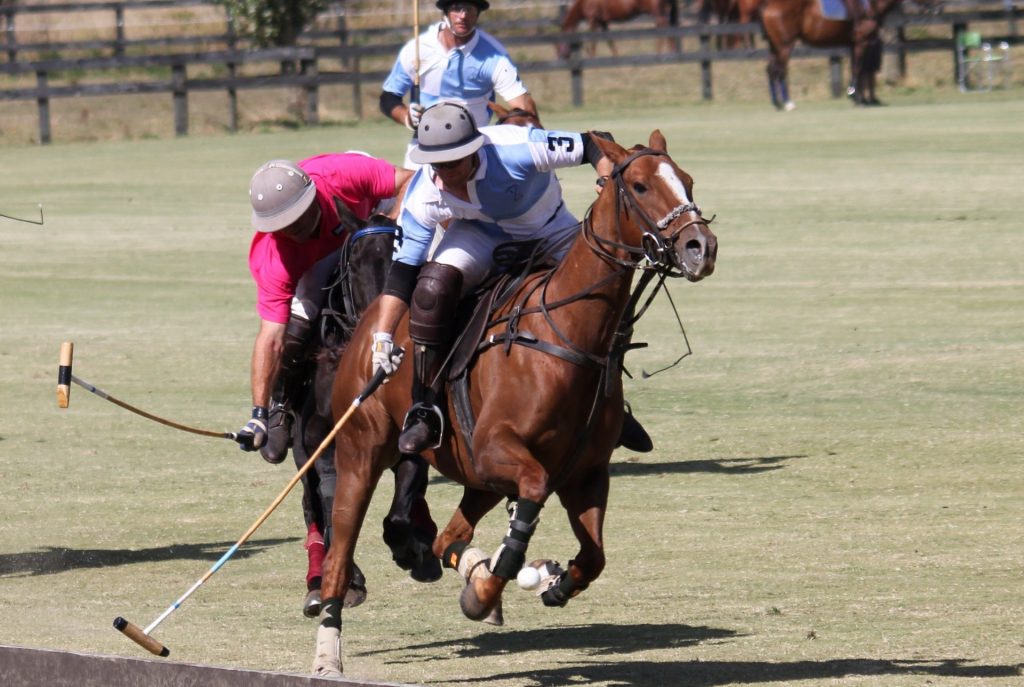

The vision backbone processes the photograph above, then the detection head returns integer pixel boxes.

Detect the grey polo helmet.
[249,159,317,232]
[409,102,485,165]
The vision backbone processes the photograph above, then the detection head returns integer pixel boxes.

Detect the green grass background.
[1,93,1023,686]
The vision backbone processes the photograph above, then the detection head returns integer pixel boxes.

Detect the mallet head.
[113,616,169,657]
[57,341,73,409]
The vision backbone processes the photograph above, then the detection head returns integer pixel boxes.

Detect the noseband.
[585,148,710,278]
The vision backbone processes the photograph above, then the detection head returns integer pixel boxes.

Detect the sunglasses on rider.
[431,158,465,171]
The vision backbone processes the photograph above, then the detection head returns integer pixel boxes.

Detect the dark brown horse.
[311,130,717,677]
[557,0,680,58]
[700,0,764,48]
[761,0,908,109]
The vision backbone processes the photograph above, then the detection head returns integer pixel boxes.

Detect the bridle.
[583,147,712,279]
[320,224,400,341]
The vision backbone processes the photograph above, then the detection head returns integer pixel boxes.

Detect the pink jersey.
[248,153,396,323]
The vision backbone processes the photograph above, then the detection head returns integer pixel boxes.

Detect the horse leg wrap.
[305,524,325,589]
[541,566,589,608]
[313,597,344,678]
[442,540,469,570]
[490,499,543,579]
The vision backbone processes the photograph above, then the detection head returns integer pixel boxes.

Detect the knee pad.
[409,262,463,346]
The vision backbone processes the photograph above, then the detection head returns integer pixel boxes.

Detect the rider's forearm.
[374,294,410,337]
[251,319,286,407]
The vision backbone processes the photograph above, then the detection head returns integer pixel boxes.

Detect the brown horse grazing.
[311,130,717,677]
[557,0,680,58]
[761,0,910,109]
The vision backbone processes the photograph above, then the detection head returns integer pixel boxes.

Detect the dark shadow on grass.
[0,537,299,578]
[610,454,806,477]
[356,623,742,660]
[432,657,1022,686]
[428,455,804,485]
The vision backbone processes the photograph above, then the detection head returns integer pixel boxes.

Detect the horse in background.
[291,221,440,619]
[311,130,717,677]
[760,0,914,109]
[488,101,543,128]
[557,0,680,58]
[699,0,764,48]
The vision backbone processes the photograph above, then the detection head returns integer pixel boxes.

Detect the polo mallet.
[411,0,421,105]
[56,341,236,440]
[1,204,44,225]
[114,366,390,657]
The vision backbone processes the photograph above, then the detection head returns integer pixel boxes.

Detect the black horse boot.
[262,315,313,464]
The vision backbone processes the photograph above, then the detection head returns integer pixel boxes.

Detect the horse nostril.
[685,239,704,263]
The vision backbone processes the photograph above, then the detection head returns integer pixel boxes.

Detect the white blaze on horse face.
[656,161,692,206]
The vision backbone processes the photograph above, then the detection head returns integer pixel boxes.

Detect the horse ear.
[488,101,509,120]
[649,129,667,152]
[590,131,627,164]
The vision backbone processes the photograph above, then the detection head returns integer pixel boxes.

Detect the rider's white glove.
[405,103,424,131]
[371,331,404,378]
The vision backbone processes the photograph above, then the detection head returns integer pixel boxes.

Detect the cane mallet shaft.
[114,366,390,657]
[411,0,420,103]
[56,342,236,440]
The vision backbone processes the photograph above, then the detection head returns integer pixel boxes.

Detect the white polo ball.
[516,565,542,590]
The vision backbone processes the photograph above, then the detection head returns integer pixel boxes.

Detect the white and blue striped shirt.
[396,125,586,267]
[382,22,529,128]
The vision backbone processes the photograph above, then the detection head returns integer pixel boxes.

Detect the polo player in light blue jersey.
[367,102,653,455]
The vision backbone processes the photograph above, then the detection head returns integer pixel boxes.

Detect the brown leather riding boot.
[261,316,313,464]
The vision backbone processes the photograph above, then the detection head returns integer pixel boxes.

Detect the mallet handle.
[57,341,73,409]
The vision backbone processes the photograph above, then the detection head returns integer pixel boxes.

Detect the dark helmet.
[436,0,490,12]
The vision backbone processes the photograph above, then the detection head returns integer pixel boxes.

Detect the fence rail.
[2,3,1021,144]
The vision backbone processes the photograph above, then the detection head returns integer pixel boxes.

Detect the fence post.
[36,70,51,145]
[699,31,713,101]
[114,4,126,58]
[570,42,583,107]
[829,54,842,97]
[952,21,966,87]
[352,54,363,120]
[172,62,188,136]
[227,61,238,132]
[302,57,319,124]
[895,25,907,79]
[5,7,16,64]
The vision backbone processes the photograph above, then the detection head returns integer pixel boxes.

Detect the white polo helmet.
[409,102,485,165]
[249,160,317,232]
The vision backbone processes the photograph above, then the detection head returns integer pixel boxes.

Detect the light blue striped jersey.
[396,125,586,266]
[381,22,528,128]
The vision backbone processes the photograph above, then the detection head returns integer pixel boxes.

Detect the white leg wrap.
[456,547,492,584]
[312,625,343,678]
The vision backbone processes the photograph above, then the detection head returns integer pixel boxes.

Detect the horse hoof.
[343,582,367,609]
[410,556,442,583]
[459,583,492,622]
[303,588,322,618]
[483,601,504,627]
[312,664,343,679]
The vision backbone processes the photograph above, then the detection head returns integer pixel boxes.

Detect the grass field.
[1,94,1023,686]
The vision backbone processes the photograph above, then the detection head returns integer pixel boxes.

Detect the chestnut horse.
[487,101,543,128]
[311,130,717,677]
[557,0,680,58]
[761,0,907,109]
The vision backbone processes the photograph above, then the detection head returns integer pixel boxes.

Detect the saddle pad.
[818,0,869,21]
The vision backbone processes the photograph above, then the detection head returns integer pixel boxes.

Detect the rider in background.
[379,0,539,168]
[367,102,652,454]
